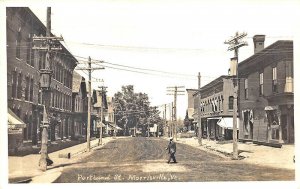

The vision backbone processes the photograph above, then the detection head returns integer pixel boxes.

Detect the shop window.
[266,110,280,140]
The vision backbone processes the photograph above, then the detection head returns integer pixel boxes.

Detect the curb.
[28,138,114,183]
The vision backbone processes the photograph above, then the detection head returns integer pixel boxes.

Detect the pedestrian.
[165,137,177,163]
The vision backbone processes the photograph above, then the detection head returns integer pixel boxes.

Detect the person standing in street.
[166,137,177,163]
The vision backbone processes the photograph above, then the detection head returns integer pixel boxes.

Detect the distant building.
[194,75,236,140]
[72,71,88,139]
[7,7,77,153]
[238,36,294,145]
[92,89,108,137]
[185,89,198,131]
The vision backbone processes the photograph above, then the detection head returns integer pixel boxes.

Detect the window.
[38,90,42,104]
[30,79,34,102]
[12,71,17,98]
[245,78,248,99]
[16,31,21,59]
[26,37,32,65]
[272,67,278,93]
[17,73,22,99]
[39,52,46,70]
[25,77,29,101]
[259,72,264,95]
[229,96,234,110]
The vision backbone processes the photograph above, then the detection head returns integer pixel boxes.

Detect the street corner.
[30,167,63,183]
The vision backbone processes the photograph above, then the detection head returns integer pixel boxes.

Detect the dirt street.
[54,137,294,182]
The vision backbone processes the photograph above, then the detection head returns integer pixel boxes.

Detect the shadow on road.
[47,162,82,170]
[94,147,118,151]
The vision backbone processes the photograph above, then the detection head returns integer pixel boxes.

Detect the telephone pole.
[224,32,248,160]
[164,104,167,137]
[167,86,185,141]
[169,102,173,137]
[76,58,104,152]
[197,72,202,145]
[98,85,107,145]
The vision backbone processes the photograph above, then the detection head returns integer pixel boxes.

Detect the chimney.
[253,35,265,54]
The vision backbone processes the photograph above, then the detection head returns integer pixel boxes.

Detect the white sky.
[0,1,300,188]
[5,0,300,119]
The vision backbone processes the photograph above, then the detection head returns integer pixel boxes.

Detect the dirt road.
[54,137,294,182]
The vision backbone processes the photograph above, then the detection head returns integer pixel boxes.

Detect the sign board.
[8,128,23,134]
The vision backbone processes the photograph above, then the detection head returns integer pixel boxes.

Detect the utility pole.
[164,104,167,137]
[224,32,248,160]
[114,111,117,139]
[197,72,202,145]
[32,7,63,171]
[113,100,119,139]
[98,86,107,145]
[167,86,185,141]
[76,58,104,152]
[170,102,173,137]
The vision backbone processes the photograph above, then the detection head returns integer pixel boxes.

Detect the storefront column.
[287,113,290,143]
[61,118,64,140]
[277,109,283,143]
[207,119,210,141]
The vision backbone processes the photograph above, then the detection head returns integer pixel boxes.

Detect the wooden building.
[185,89,198,132]
[194,75,237,140]
[72,71,88,140]
[238,35,294,145]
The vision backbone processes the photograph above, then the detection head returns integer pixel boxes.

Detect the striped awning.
[8,108,26,129]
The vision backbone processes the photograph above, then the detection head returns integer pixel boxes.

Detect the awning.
[8,108,26,129]
[108,123,123,130]
[217,117,239,130]
[207,117,222,120]
[265,106,279,111]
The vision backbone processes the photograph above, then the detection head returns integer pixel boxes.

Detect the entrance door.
[281,115,287,142]
[289,116,294,143]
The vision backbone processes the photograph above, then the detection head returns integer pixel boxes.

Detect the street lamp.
[38,62,53,171]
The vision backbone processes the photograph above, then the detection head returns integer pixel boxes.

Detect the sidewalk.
[8,137,116,183]
[174,137,295,170]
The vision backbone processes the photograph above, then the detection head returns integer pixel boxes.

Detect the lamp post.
[38,51,53,171]
[34,7,63,171]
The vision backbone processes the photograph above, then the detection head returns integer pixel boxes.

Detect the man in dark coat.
[166,137,177,163]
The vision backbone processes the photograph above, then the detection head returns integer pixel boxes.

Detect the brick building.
[7,7,77,151]
[194,75,236,140]
[238,35,294,145]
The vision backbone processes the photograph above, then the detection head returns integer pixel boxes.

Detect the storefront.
[265,105,294,144]
[8,108,26,153]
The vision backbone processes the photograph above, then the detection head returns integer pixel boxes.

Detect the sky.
[0,1,300,188]
[5,0,300,120]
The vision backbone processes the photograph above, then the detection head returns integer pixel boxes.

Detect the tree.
[114,85,162,136]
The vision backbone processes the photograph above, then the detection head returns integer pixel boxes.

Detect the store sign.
[8,128,22,134]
